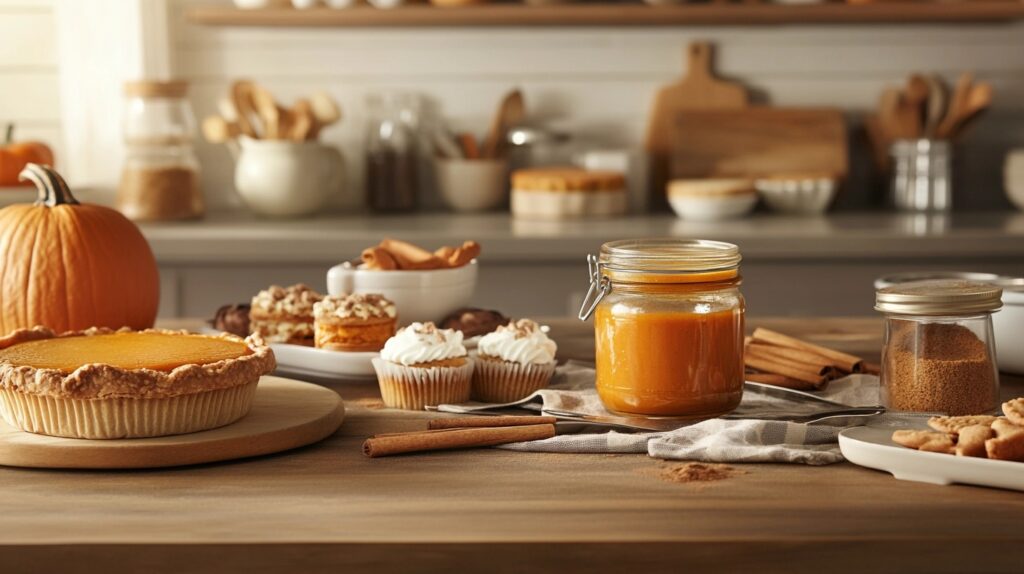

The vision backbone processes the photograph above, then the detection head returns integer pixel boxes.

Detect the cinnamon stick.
[745,341,834,373]
[744,346,836,387]
[428,415,557,430]
[745,372,821,392]
[862,362,881,376]
[751,327,864,373]
[363,424,555,458]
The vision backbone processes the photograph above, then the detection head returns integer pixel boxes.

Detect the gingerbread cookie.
[954,425,994,458]
[1002,398,1024,427]
[985,419,1024,462]
[892,430,955,454]
[927,415,999,435]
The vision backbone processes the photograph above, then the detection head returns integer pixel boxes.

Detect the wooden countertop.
[1,317,1021,573]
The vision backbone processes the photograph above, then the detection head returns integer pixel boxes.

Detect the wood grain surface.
[0,377,344,469]
[671,107,849,179]
[1,317,1021,574]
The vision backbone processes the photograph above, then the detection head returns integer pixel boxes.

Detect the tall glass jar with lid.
[579,239,745,418]
[364,92,422,213]
[118,80,204,221]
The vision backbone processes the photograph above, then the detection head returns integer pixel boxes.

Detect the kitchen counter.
[143,211,1024,263]
[145,212,1024,319]
[1,317,1021,573]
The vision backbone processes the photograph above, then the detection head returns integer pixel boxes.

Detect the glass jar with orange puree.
[579,239,744,418]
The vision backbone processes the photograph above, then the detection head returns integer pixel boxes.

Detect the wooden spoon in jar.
[481,88,525,159]
[289,99,316,141]
[309,91,341,138]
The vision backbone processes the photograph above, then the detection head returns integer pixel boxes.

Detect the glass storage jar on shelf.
[118,80,204,221]
[364,92,422,213]
[875,279,1001,416]
[579,239,745,418]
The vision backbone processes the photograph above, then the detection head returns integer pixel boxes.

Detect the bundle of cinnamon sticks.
[363,416,556,458]
[361,238,481,271]
[745,328,878,391]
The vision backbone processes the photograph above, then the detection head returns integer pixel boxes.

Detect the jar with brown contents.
[876,280,1001,415]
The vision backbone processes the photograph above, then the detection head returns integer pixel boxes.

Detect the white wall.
[0,0,63,174]
[171,0,1024,212]
[4,0,1021,211]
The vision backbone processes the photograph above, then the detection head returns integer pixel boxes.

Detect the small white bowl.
[436,158,507,212]
[667,178,757,221]
[755,176,838,215]
[326,260,478,325]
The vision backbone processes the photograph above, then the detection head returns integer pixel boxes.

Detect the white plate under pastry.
[200,327,376,379]
[839,424,1024,492]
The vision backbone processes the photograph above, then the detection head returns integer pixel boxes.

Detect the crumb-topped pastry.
[473,319,557,402]
[0,327,275,439]
[511,167,627,220]
[440,307,509,338]
[314,293,397,352]
[371,322,473,410]
[250,284,323,346]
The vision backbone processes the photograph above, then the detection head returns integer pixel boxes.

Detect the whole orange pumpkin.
[0,163,160,333]
[0,125,54,187]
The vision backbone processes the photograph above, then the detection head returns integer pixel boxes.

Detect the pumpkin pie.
[0,327,275,439]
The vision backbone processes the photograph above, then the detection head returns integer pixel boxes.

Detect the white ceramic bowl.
[326,261,478,325]
[667,178,758,221]
[874,272,1024,374]
[755,177,838,215]
[436,158,507,212]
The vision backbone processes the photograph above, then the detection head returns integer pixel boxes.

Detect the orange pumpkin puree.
[595,291,744,418]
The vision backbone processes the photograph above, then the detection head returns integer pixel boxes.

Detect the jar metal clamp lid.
[875,279,1003,316]
[577,238,741,321]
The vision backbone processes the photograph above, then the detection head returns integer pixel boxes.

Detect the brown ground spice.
[884,321,997,415]
[657,462,738,484]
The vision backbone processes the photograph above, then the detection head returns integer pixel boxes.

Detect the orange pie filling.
[0,332,252,373]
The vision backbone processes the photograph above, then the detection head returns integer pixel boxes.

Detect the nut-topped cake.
[314,293,397,352]
[250,284,323,346]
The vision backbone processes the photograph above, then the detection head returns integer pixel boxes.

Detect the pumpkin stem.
[18,163,79,207]
[4,124,11,145]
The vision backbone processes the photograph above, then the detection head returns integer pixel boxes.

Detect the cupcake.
[249,284,322,346]
[473,319,557,402]
[314,293,397,352]
[372,322,473,410]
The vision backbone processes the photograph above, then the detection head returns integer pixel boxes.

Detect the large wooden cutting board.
[645,42,749,208]
[0,376,344,469]
[670,108,849,179]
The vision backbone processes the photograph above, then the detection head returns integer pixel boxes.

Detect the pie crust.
[0,327,276,439]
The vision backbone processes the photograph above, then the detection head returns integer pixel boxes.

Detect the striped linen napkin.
[436,362,881,465]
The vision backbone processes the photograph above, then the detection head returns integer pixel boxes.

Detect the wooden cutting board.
[645,42,749,207]
[670,108,849,179]
[0,376,344,469]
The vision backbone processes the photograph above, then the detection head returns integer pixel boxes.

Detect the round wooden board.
[0,376,344,470]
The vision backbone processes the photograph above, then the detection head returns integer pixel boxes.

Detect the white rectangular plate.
[270,343,377,379]
[839,424,1024,492]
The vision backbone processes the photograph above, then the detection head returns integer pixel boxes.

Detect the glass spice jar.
[579,239,745,418]
[364,92,422,213]
[118,80,204,221]
[875,279,1001,415]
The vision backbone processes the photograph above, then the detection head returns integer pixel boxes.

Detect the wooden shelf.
[187,3,1024,28]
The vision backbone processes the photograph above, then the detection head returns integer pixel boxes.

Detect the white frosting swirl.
[478,319,557,365]
[380,322,467,366]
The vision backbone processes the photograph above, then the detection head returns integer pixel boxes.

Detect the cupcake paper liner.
[0,381,259,439]
[372,358,474,411]
[472,358,556,403]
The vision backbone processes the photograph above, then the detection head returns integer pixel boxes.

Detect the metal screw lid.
[875,279,1003,316]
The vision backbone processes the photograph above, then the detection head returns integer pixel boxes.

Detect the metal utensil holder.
[890,139,952,212]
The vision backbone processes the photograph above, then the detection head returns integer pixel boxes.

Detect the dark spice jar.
[875,279,1002,415]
